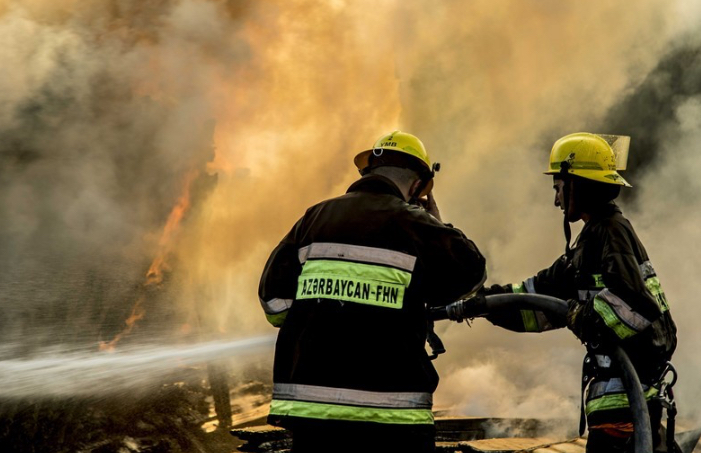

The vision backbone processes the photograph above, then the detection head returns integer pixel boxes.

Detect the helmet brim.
[544,169,632,187]
[354,150,373,171]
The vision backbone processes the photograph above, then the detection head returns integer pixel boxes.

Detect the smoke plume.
[0,0,700,431]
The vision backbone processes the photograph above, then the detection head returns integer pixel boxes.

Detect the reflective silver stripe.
[260,298,293,315]
[514,277,552,330]
[578,290,588,301]
[273,383,432,409]
[587,377,650,400]
[535,310,553,331]
[595,354,612,368]
[578,289,599,302]
[639,260,656,280]
[524,277,536,294]
[298,243,416,272]
[598,289,652,332]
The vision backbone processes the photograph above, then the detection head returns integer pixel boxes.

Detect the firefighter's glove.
[566,299,586,342]
[446,293,488,321]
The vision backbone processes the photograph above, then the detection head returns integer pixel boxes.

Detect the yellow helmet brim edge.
[544,168,632,187]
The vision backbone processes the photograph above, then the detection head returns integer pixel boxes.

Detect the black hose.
[430,293,653,453]
[609,346,654,453]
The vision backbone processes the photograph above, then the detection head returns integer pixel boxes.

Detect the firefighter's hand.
[419,192,442,222]
[446,292,487,321]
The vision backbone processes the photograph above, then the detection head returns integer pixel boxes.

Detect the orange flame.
[100,169,200,350]
[99,295,146,352]
[146,169,200,286]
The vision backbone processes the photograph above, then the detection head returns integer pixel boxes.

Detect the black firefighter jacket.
[259,174,486,430]
[486,202,677,426]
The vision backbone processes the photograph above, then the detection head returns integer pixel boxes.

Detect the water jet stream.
[0,335,275,398]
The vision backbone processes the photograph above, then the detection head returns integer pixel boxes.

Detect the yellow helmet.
[545,132,632,187]
[355,130,437,197]
[355,130,433,173]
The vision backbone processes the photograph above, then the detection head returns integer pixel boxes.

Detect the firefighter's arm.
[485,256,570,332]
[258,220,304,327]
[423,224,487,307]
[571,228,663,342]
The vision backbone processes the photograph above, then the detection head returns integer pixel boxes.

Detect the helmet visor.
[597,134,630,171]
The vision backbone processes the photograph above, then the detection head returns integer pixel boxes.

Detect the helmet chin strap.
[560,162,573,258]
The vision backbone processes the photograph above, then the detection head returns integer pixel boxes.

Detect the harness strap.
[426,320,446,360]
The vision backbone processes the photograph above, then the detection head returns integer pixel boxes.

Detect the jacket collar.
[586,201,621,222]
[347,174,406,200]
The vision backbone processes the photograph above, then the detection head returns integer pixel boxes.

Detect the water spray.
[0,335,276,398]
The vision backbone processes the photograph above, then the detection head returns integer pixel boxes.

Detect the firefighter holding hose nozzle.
[473,133,678,452]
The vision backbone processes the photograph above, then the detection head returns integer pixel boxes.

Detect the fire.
[99,295,146,352]
[146,169,200,286]
[100,169,200,351]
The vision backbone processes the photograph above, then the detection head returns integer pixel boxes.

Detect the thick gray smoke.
[0,1,236,349]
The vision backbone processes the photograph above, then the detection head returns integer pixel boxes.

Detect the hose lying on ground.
[430,293,653,453]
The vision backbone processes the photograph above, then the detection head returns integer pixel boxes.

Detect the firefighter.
[482,132,677,452]
[259,131,487,453]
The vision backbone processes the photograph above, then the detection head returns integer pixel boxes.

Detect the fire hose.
[429,293,654,453]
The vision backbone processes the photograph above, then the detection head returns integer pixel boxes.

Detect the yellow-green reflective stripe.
[512,283,526,293]
[296,260,411,309]
[585,387,659,415]
[593,297,637,339]
[521,310,539,332]
[269,399,434,425]
[550,161,603,171]
[592,274,605,288]
[266,311,288,327]
[645,276,669,312]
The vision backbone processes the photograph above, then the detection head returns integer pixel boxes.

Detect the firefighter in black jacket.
[259,131,486,452]
[484,133,677,452]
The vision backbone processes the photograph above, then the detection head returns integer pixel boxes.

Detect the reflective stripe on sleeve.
[512,283,526,293]
[513,278,551,332]
[265,311,288,327]
[260,297,293,315]
[639,261,656,280]
[298,243,416,272]
[521,310,539,332]
[645,276,670,312]
[269,399,434,425]
[578,289,599,302]
[524,277,536,294]
[639,261,670,312]
[591,274,606,288]
[593,289,652,339]
[273,383,432,409]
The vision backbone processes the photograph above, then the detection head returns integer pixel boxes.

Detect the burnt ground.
[0,368,271,453]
